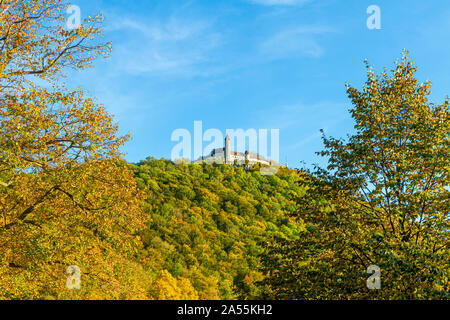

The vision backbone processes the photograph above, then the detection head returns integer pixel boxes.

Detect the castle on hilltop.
[194,135,277,167]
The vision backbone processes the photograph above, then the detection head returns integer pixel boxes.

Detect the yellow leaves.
[149,270,199,300]
[199,187,220,203]
[0,180,149,300]
[0,0,109,87]
[1,84,129,176]
[0,0,147,300]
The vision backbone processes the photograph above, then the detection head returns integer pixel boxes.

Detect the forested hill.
[1,0,446,300]
[130,158,308,299]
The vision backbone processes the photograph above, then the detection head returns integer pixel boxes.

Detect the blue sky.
[68,0,450,169]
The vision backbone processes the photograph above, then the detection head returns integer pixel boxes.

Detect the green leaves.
[132,159,307,299]
[260,52,449,300]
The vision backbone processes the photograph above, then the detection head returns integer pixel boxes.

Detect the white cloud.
[107,17,210,42]
[288,130,325,149]
[105,15,222,77]
[255,101,348,130]
[247,0,310,6]
[260,26,336,59]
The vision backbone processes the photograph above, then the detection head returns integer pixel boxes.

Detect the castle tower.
[225,135,231,164]
[245,151,250,163]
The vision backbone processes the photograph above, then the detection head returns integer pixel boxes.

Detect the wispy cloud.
[105,15,222,76]
[287,129,325,150]
[260,26,336,59]
[254,101,349,134]
[107,17,210,41]
[247,0,310,6]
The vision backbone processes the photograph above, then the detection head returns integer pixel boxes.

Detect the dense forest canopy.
[131,159,308,299]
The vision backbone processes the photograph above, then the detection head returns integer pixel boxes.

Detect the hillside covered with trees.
[0,0,448,300]
[130,159,308,299]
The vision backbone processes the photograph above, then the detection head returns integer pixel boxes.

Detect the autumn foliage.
[0,0,146,299]
[260,52,449,299]
[0,0,448,300]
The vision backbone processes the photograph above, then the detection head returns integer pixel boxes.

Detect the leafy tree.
[260,52,449,299]
[0,0,147,299]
